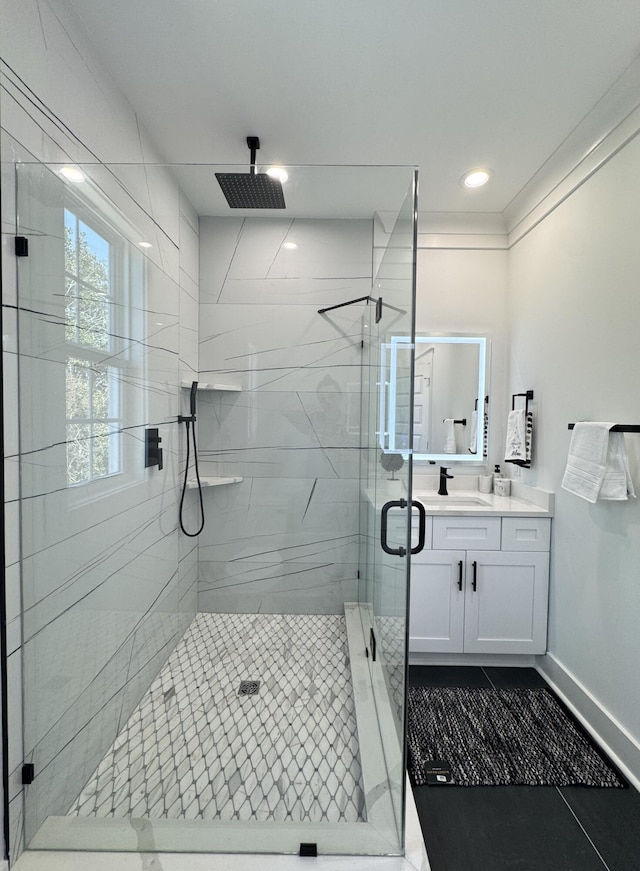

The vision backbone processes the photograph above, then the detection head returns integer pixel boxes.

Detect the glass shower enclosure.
[13,161,417,857]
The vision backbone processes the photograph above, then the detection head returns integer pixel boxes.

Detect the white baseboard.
[409,652,537,668]
[537,653,640,791]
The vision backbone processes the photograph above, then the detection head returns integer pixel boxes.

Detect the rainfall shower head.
[216,136,286,209]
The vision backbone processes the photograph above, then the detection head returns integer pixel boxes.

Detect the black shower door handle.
[380,499,426,557]
[381,499,407,557]
[410,500,426,555]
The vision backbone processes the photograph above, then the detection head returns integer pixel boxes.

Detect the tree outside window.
[64,208,122,485]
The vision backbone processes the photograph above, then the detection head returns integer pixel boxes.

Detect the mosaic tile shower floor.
[68,612,365,824]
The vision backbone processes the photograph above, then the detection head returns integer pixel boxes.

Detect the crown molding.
[417,211,507,249]
[416,53,640,252]
[505,51,640,245]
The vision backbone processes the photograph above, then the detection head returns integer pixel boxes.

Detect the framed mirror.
[381,335,488,463]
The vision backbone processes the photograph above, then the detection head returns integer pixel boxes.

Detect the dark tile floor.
[409,665,640,871]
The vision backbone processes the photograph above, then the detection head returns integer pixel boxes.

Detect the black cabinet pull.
[472,560,478,591]
[458,560,463,591]
[381,499,407,557]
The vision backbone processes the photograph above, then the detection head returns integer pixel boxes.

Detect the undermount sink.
[416,494,491,507]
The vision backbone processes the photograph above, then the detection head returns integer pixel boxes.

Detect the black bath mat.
[407,686,625,788]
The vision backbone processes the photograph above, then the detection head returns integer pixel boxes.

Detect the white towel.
[599,432,636,500]
[505,409,527,462]
[468,410,478,454]
[443,419,456,453]
[562,422,635,502]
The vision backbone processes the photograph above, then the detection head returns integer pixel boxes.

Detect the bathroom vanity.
[409,484,553,660]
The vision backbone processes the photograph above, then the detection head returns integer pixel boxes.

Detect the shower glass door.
[14,160,417,858]
[15,160,188,849]
[358,175,418,849]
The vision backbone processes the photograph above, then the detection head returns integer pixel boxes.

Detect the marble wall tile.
[22,496,178,638]
[8,793,24,861]
[1,3,201,856]
[177,206,199,600]
[7,650,23,802]
[179,210,199,287]
[1,138,17,236]
[199,446,359,482]
[199,302,364,392]
[179,278,199,379]
[3,0,160,164]
[198,217,244,304]
[197,218,371,615]
[197,564,359,615]
[199,217,372,305]
[5,565,21,656]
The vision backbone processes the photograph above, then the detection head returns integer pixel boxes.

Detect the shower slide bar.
[318,295,383,323]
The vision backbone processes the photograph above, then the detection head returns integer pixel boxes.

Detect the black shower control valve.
[145,427,163,470]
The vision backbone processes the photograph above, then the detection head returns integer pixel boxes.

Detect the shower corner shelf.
[180,380,242,392]
[186,476,243,489]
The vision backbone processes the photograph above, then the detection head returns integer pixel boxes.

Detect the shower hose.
[179,418,205,537]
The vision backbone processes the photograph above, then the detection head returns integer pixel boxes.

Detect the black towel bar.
[512,390,534,411]
[568,424,640,432]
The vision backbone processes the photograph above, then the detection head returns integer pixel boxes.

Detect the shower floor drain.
[238,680,260,696]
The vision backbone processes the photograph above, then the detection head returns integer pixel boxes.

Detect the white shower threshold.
[26,605,416,860]
[13,778,429,870]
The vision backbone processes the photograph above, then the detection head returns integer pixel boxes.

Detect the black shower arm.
[247,136,259,175]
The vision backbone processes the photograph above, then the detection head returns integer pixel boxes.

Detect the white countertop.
[412,489,552,517]
[364,480,554,516]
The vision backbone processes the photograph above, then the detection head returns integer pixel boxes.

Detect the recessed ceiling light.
[267,167,288,183]
[461,168,492,189]
[283,241,297,250]
[138,241,153,249]
[59,166,86,183]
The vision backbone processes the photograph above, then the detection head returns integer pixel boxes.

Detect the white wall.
[414,247,509,475]
[508,132,640,780]
[1,0,198,860]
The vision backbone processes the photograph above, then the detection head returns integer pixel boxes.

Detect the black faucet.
[438,466,453,496]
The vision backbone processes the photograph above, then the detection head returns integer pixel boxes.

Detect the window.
[64,206,124,487]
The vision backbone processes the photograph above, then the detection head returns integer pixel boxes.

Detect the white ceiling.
[66,0,640,217]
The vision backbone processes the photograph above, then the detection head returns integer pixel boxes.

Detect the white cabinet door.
[463,551,549,654]
[409,551,465,653]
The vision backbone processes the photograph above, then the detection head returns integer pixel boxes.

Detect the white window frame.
[63,192,141,504]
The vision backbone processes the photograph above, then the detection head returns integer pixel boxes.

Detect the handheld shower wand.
[179,381,205,536]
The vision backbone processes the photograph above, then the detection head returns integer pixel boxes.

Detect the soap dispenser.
[493,464,511,497]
